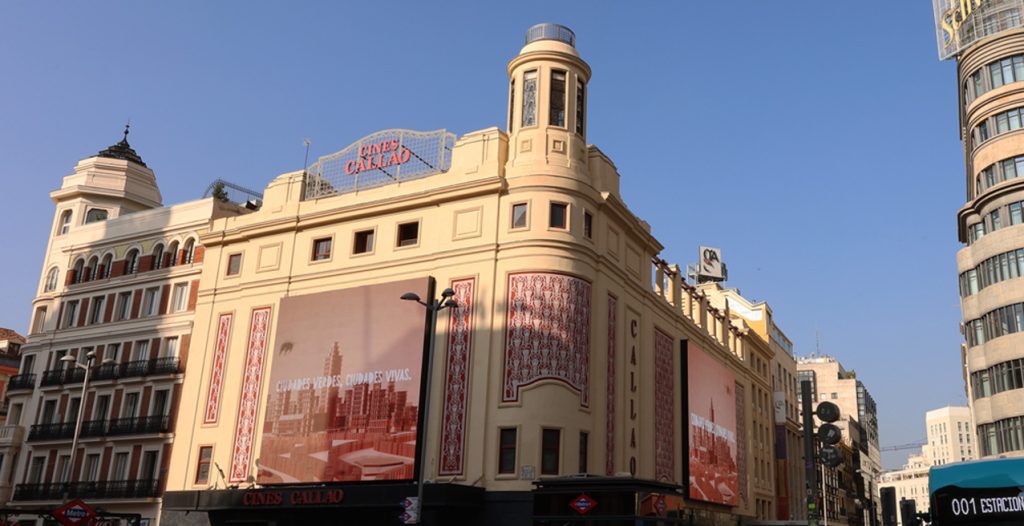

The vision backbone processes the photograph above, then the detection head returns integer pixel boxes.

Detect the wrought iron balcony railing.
[28,415,169,442]
[41,357,181,386]
[40,368,85,387]
[13,479,160,501]
[7,374,36,391]
[106,415,170,436]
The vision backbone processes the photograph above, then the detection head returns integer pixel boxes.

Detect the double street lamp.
[400,277,458,525]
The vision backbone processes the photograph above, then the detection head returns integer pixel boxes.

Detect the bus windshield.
[929,457,1024,525]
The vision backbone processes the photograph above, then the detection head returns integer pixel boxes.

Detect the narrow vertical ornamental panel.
[606,295,617,476]
[438,278,476,476]
[503,273,591,406]
[735,382,747,506]
[204,314,233,424]
[654,329,675,482]
[229,307,272,482]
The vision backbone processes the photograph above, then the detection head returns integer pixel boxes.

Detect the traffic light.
[900,498,919,526]
[880,487,897,526]
[815,401,843,468]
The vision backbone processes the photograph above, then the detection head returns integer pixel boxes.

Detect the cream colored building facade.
[156,25,792,526]
[925,406,975,465]
[953,25,1024,460]
[878,454,929,526]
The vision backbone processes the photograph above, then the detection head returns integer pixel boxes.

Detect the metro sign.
[569,494,597,515]
[52,499,96,526]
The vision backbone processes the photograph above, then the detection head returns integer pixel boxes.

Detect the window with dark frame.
[511,203,528,229]
[583,210,593,239]
[576,80,585,135]
[397,222,419,247]
[498,428,517,474]
[578,431,588,474]
[312,237,332,261]
[541,428,560,475]
[550,70,566,127]
[549,203,568,230]
[195,446,213,485]
[226,254,242,276]
[353,229,375,254]
[508,79,515,132]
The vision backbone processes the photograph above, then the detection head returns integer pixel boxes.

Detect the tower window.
[583,211,593,239]
[226,253,242,276]
[522,70,538,128]
[58,210,72,236]
[44,267,59,292]
[353,229,375,254]
[576,80,586,135]
[508,79,516,132]
[511,203,529,229]
[311,237,333,261]
[85,208,108,224]
[550,70,566,128]
[397,221,420,248]
[549,202,568,230]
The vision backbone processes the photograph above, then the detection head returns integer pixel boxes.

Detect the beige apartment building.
[149,24,797,526]
[924,406,976,465]
[878,454,929,526]
[1,133,243,525]
[940,0,1024,459]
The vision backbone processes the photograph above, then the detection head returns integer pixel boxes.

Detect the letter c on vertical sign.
[630,319,638,338]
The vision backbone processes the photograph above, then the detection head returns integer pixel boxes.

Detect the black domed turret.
[96,124,146,167]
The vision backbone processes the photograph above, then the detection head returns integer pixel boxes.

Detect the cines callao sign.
[933,0,1024,60]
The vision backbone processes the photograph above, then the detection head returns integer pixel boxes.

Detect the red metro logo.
[570,494,597,515]
[345,139,413,175]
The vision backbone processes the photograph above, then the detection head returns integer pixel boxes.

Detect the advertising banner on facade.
[686,342,739,506]
[257,278,428,484]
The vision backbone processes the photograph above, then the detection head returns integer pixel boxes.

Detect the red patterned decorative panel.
[503,272,591,406]
[204,313,233,424]
[606,294,617,476]
[654,329,675,481]
[438,278,476,476]
[735,382,747,505]
[229,307,272,482]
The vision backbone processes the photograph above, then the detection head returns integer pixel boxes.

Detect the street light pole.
[60,350,96,501]
[401,276,457,525]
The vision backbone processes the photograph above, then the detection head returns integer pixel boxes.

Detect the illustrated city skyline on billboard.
[687,342,740,506]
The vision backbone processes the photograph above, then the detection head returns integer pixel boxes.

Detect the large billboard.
[685,342,739,506]
[933,0,1024,60]
[257,278,428,484]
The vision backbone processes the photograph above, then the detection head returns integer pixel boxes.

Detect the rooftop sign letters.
[933,0,1024,60]
[304,129,456,200]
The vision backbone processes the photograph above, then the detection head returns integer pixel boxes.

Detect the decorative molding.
[438,277,476,476]
[229,307,272,482]
[654,328,675,482]
[606,294,617,476]
[502,272,591,406]
[204,313,233,424]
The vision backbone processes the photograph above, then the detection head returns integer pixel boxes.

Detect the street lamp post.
[401,276,457,525]
[60,350,96,501]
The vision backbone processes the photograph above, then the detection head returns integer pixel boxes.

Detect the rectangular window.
[31,307,47,334]
[549,203,568,230]
[27,457,44,484]
[163,337,179,359]
[141,287,159,317]
[63,300,79,329]
[112,452,129,480]
[541,428,560,475]
[522,70,537,127]
[226,254,242,276]
[195,446,214,485]
[498,428,517,474]
[84,454,100,481]
[991,209,1002,231]
[56,454,71,482]
[1012,202,1024,225]
[578,431,588,474]
[397,222,419,247]
[575,80,585,135]
[353,229,375,254]
[88,296,105,325]
[312,237,332,261]
[508,79,515,132]
[115,291,132,321]
[171,283,189,313]
[583,211,593,239]
[550,70,566,127]
[511,203,528,229]
[133,340,150,362]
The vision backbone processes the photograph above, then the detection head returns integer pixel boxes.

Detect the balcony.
[7,374,36,391]
[41,357,181,387]
[13,479,160,501]
[40,368,85,387]
[28,416,168,442]
[0,425,25,447]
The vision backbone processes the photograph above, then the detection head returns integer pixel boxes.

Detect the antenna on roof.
[302,138,311,174]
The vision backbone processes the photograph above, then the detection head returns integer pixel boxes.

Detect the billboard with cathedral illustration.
[257,278,428,484]
[685,341,739,506]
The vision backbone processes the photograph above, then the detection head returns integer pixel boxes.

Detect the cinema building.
[1,133,244,524]
[149,25,790,526]
[938,0,1024,457]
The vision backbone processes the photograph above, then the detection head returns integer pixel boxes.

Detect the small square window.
[549,203,567,230]
[312,238,332,261]
[226,254,242,276]
[397,222,419,247]
[511,203,529,229]
[583,211,593,239]
[353,229,375,254]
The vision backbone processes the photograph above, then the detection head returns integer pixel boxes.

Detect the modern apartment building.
[935,0,1024,458]
[924,406,976,465]
[146,24,798,526]
[878,454,930,526]
[1,133,243,523]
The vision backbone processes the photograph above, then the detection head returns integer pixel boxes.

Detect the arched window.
[152,244,165,270]
[57,210,73,236]
[125,249,140,275]
[72,259,85,284]
[167,241,179,267]
[183,239,196,265]
[44,267,59,292]
[87,256,99,281]
[100,253,113,279]
[85,208,108,224]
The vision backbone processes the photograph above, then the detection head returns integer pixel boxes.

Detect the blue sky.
[0,2,963,468]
